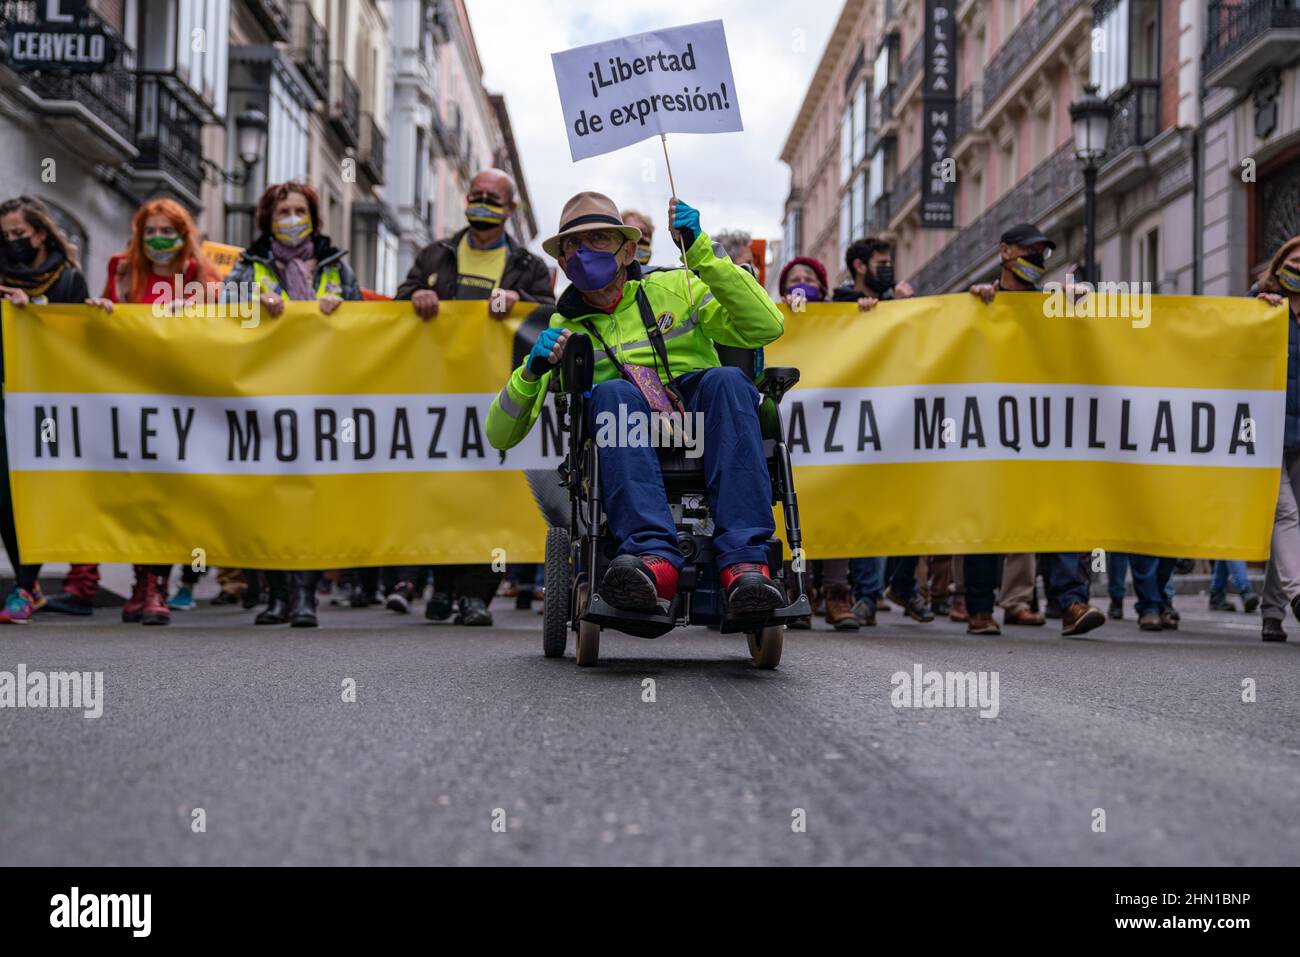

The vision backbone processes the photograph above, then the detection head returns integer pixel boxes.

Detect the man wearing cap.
[964,222,1107,638]
[487,192,787,618]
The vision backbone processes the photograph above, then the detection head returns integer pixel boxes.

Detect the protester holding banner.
[222,181,362,628]
[965,223,1106,637]
[834,237,916,310]
[1256,234,1300,642]
[488,191,786,616]
[0,195,91,623]
[70,199,222,626]
[392,167,556,626]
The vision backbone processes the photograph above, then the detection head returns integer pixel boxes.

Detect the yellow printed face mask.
[465,197,507,230]
[271,215,312,244]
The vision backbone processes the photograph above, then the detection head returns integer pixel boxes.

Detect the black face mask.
[866,263,894,294]
[2,237,38,267]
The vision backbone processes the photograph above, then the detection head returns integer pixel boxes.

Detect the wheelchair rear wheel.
[576,620,600,667]
[542,526,571,658]
[747,625,784,669]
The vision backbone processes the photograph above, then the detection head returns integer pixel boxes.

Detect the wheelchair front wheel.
[747,625,784,669]
[542,526,571,658]
[576,620,601,667]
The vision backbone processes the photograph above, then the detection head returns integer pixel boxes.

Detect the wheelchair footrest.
[583,593,677,639]
[718,595,812,634]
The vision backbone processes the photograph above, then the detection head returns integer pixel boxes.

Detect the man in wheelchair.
[486,191,786,618]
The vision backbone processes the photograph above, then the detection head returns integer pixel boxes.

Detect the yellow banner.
[0,293,1287,567]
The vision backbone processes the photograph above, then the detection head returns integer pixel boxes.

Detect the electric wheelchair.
[534,333,811,669]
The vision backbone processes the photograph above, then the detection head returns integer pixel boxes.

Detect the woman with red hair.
[70,199,221,626]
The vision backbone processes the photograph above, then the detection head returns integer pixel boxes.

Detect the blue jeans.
[1107,552,1130,601]
[887,555,922,599]
[586,366,773,570]
[1128,554,1176,615]
[1042,553,1090,608]
[850,557,885,604]
[1211,559,1250,596]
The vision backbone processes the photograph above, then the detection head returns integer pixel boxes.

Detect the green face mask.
[143,234,184,265]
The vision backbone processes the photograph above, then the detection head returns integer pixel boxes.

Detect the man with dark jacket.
[395,168,555,318]
[394,167,556,626]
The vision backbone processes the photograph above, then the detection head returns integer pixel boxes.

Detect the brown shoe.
[1138,612,1163,631]
[1004,605,1045,626]
[1158,608,1179,630]
[967,611,1001,635]
[823,584,860,631]
[1061,602,1106,637]
[948,595,969,622]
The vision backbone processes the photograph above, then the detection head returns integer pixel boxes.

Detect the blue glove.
[526,327,564,375]
[672,199,701,250]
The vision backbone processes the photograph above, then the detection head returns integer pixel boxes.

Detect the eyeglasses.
[561,230,624,256]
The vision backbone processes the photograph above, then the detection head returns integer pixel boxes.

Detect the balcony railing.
[1204,0,1300,82]
[898,39,923,96]
[894,153,922,203]
[361,113,386,183]
[1106,80,1160,154]
[248,0,292,42]
[983,0,1090,110]
[329,61,361,146]
[865,192,892,237]
[878,82,897,121]
[955,81,984,141]
[134,74,204,197]
[292,1,329,99]
[909,141,1083,293]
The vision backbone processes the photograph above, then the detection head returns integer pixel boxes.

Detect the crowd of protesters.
[1,175,1297,642]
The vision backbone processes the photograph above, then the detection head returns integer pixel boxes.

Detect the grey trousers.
[1262,449,1300,621]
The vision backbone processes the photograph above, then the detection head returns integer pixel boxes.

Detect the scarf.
[1,249,68,298]
[270,237,316,302]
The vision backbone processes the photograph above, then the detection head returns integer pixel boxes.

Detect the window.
[783,208,802,259]
[265,70,309,185]
[869,147,885,204]
[840,106,854,185]
[853,81,868,167]
[855,169,869,238]
[1140,227,1160,290]
[839,191,853,266]
[999,142,1015,193]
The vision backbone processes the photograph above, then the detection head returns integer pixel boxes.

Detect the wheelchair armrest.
[558,332,594,395]
[756,366,800,405]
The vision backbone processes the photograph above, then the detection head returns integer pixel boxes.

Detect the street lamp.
[1068,84,1111,284]
[201,108,269,186]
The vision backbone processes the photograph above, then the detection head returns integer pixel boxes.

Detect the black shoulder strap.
[634,285,685,406]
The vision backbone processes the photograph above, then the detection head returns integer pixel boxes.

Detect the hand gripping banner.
[1,293,1287,567]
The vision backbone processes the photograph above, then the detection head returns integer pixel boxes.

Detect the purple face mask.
[786,281,823,302]
[565,244,622,292]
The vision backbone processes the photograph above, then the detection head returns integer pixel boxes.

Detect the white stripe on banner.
[781,384,1282,468]
[5,393,565,474]
[5,382,1282,474]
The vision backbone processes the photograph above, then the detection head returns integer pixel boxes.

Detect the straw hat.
[542,191,641,259]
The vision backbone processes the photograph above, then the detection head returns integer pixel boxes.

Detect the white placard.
[551,19,744,162]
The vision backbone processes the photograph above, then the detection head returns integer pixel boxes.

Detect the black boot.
[256,571,290,624]
[289,570,321,627]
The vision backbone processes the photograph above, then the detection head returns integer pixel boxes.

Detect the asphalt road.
[2,593,1297,866]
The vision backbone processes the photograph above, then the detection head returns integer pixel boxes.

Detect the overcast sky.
[465,1,840,266]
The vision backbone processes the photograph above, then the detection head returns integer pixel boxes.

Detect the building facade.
[385,0,537,282]
[781,0,1299,297]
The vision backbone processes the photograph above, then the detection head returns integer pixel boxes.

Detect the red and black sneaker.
[600,554,679,614]
[721,562,784,617]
